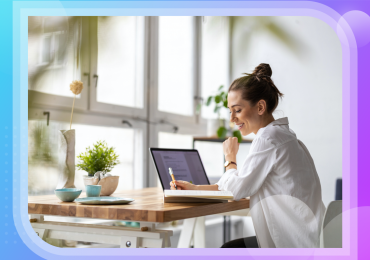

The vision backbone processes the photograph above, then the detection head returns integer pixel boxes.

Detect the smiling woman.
[171,63,326,248]
[231,64,284,111]
[228,63,283,136]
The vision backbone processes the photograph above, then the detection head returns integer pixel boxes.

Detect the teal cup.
[86,185,102,197]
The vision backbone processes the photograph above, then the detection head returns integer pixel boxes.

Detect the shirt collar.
[255,117,289,137]
[272,117,289,126]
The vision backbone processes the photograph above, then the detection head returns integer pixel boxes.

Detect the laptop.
[149,148,211,190]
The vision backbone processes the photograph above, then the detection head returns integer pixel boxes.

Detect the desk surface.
[28,187,249,223]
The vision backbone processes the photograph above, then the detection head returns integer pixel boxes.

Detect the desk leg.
[177,218,196,248]
[30,214,65,247]
[178,217,206,248]
[193,216,205,248]
[223,216,231,244]
[30,214,48,240]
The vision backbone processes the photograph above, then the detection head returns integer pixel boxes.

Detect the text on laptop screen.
[151,150,210,190]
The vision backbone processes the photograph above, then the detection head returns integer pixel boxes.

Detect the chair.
[320,200,342,248]
[335,178,342,200]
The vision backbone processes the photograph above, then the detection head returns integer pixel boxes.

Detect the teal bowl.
[55,188,82,202]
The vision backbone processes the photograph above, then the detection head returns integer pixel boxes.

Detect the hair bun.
[252,63,272,77]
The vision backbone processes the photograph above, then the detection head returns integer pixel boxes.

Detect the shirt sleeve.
[216,137,276,201]
[215,168,238,191]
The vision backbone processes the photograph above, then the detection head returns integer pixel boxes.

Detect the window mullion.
[226,17,232,86]
[195,16,202,125]
[88,16,98,113]
[154,16,198,124]
[147,16,159,187]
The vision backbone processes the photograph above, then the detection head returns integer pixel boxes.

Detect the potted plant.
[77,140,120,196]
[202,85,242,142]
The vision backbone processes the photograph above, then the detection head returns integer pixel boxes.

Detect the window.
[28,16,81,98]
[28,16,222,191]
[157,16,195,116]
[96,16,145,108]
[40,17,67,66]
[158,132,193,149]
[88,16,147,117]
[201,16,230,119]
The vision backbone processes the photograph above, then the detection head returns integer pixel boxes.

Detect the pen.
[169,167,177,190]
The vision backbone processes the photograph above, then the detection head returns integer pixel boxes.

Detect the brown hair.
[228,63,284,114]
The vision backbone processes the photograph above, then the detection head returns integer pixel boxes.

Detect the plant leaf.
[233,130,242,143]
[214,106,221,113]
[206,96,213,106]
[214,95,221,104]
[217,126,227,139]
[223,100,228,108]
[76,140,120,175]
[218,85,224,91]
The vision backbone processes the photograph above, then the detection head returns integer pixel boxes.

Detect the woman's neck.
[253,114,275,134]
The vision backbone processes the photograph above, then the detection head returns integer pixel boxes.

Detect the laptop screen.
[150,148,210,190]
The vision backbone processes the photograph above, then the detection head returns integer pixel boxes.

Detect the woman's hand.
[170,180,198,190]
[223,137,239,162]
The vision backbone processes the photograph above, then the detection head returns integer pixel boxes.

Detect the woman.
[170,63,326,248]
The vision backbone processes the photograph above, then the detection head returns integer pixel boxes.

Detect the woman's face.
[227,90,260,136]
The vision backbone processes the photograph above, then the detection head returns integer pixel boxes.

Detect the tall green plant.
[77,140,120,177]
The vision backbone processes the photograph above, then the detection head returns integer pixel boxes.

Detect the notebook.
[163,190,234,203]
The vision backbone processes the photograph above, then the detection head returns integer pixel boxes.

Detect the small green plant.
[77,140,120,177]
[203,85,242,142]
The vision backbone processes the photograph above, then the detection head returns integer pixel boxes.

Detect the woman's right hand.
[170,180,198,190]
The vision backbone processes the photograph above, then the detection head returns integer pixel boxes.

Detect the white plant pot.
[83,175,99,186]
[207,118,226,137]
[82,172,119,196]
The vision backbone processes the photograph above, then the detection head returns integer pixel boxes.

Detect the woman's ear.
[257,100,267,115]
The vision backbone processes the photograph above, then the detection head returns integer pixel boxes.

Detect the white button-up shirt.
[216,117,326,248]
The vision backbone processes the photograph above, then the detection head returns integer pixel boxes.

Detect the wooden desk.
[28,187,249,248]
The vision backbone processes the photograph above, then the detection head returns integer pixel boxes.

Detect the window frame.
[149,16,202,126]
[88,16,149,118]
[28,16,231,189]
[200,16,231,120]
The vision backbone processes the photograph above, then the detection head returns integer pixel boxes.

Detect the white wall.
[231,16,342,207]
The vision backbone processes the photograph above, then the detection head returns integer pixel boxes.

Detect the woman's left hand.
[223,137,239,162]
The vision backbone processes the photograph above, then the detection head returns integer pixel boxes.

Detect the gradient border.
[12,1,358,259]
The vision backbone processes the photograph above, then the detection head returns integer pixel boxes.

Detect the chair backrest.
[320,200,342,248]
[335,178,342,200]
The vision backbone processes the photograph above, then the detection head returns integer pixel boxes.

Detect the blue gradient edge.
[6,0,360,259]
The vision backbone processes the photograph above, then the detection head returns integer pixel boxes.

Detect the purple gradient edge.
[13,0,362,259]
